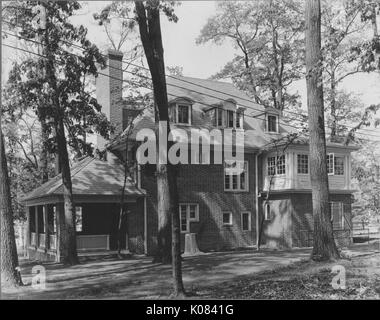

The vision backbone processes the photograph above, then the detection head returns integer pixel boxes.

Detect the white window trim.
[222,211,233,226]
[267,155,286,177]
[266,114,279,133]
[214,107,244,129]
[173,103,192,125]
[241,211,251,231]
[297,154,309,175]
[327,153,345,176]
[179,203,199,233]
[224,160,249,192]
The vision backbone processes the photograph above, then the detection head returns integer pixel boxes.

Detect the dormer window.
[169,98,193,125]
[227,110,234,128]
[267,114,279,133]
[213,106,244,129]
[177,105,190,124]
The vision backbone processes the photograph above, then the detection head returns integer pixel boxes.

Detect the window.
[297,154,309,174]
[75,206,82,232]
[222,212,232,226]
[179,204,199,233]
[227,110,234,128]
[267,155,286,176]
[236,111,243,129]
[177,105,190,124]
[264,203,272,220]
[334,156,344,175]
[216,108,223,127]
[53,206,57,233]
[327,153,334,175]
[327,153,344,176]
[330,202,344,229]
[224,160,248,191]
[241,212,251,231]
[267,115,278,133]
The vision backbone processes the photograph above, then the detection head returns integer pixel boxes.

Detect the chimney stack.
[96,49,124,150]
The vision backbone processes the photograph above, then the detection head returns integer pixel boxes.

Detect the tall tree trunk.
[0,130,23,288]
[305,0,340,261]
[40,117,49,183]
[44,5,78,265]
[117,159,128,257]
[330,66,337,140]
[135,0,185,296]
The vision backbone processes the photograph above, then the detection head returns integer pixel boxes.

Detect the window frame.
[224,160,249,192]
[222,212,233,226]
[327,153,345,176]
[267,114,279,133]
[267,155,286,176]
[297,154,309,175]
[179,203,199,233]
[176,104,192,125]
[241,212,251,231]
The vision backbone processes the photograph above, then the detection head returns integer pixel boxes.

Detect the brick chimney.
[96,49,124,150]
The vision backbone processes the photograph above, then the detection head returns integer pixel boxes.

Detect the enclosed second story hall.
[261,138,360,193]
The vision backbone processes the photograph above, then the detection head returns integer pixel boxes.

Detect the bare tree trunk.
[40,117,49,183]
[0,130,23,288]
[135,0,185,296]
[305,0,340,261]
[117,161,128,257]
[44,5,78,265]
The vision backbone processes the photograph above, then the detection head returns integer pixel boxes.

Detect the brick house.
[23,50,358,261]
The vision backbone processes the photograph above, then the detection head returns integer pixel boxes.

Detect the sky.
[2,1,380,139]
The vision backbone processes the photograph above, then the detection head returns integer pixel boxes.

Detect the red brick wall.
[141,153,258,254]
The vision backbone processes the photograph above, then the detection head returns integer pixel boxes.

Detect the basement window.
[222,212,233,226]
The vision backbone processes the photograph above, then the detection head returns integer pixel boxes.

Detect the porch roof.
[22,157,145,203]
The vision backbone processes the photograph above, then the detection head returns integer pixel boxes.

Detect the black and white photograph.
[1,0,380,305]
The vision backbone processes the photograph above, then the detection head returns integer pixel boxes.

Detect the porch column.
[43,205,50,250]
[35,206,39,248]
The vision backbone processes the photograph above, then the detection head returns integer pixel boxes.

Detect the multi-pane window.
[327,153,334,174]
[177,105,190,124]
[334,156,344,175]
[236,111,243,128]
[241,212,251,231]
[267,115,278,132]
[222,212,232,225]
[327,153,344,175]
[216,108,223,127]
[227,110,234,128]
[267,155,286,176]
[179,204,199,233]
[224,161,248,191]
[297,154,309,174]
[75,206,83,232]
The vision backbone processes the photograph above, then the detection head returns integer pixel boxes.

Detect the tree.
[134,0,185,297]
[305,0,340,261]
[196,0,305,112]
[1,127,23,288]
[321,0,377,140]
[4,1,111,264]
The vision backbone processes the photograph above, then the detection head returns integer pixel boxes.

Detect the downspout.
[255,152,260,250]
